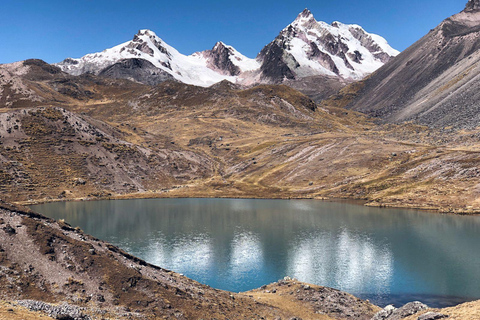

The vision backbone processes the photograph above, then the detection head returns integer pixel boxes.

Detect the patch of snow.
[56,30,238,87]
[219,42,261,72]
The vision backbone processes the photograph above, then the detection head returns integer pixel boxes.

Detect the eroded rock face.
[258,41,298,82]
[202,42,242,76]
[465,0,480,11]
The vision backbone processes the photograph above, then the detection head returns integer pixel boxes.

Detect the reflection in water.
[130,234,214,279]
[230,232,263,279]
[171,236,213,277]
[32,198,480,307]
[288,229,393,296]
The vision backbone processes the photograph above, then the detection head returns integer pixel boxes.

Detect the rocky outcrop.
[98,58,175,85]
[417,312,449,320]
[465,0,480,11]
[372,302,429,320]
[250,278,381,320]
[202,42,242,76]
[257,41,298,82]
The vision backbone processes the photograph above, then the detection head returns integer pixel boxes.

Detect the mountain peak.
[137,29,157,37]
[295,8,315,21]
[465,0,480,11]
[213,41,228,50]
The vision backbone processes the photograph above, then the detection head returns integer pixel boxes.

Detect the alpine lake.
[31,198,480,308]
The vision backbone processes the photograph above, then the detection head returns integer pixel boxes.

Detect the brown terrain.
[1,59,480,213]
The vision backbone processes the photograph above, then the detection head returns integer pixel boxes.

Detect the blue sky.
[0,0,468,64]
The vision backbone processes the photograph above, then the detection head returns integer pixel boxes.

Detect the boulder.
[372,301,428,320]
[417,312,449,320]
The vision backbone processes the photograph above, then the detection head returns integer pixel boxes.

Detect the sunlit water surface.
[32,198,480,307]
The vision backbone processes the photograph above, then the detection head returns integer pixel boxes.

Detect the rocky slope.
[0,106,214,202]
[334,0,480,129]
[55,10,397,90]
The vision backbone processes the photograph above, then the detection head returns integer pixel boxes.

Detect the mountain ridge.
[55,10,398,87]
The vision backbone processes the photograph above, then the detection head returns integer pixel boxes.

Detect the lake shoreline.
[16,190,480,216]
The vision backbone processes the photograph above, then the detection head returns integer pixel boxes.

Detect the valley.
[1,60,480,213]
[1,0,480,319]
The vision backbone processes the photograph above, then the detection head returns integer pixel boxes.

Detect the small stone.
[372,305,395,320]
[384,305,395,312]
[3,224,16,235]
[73,178,86,185]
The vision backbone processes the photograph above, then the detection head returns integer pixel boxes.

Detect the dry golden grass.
[403,300,480,320]
[249,292,335,320]
[0,301,54,320]
[3,63,480,213]
[246,280,380,320]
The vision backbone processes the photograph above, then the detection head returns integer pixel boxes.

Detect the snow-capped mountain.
[56,10,399,87]
[258,9,399,82]
[56,29,240,86]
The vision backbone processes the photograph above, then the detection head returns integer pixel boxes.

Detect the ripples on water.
[32,198,480,307]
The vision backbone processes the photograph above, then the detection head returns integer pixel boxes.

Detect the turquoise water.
[31,198,480,308]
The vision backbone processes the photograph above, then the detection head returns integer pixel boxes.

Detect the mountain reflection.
[287,228,393,295]
[230,232,263,278]
[145,235,214,278]
[32,198,480,305]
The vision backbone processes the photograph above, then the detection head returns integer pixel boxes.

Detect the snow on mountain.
[257,9,399,82]
[56,10,399,87]
[194,42,260,76]
[56,30,237,86]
